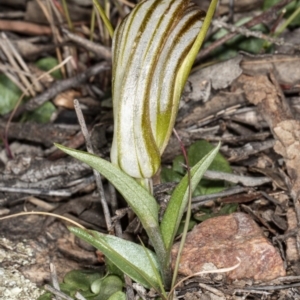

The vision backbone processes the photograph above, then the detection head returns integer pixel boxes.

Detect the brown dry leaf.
[53,90,81,109]
[251,167,287,191]
[57,236,98,265]
[13,40,54,61]
[28,64,54,88]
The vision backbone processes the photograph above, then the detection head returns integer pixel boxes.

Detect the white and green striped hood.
[111,0,205,179]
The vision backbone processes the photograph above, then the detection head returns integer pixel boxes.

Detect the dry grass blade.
[169,258,241,296]
[0,211,85,229]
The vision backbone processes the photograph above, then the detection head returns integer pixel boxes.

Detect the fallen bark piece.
[186,55,243,97]
[171,212,285,282]
[285,208,300,263]
[241,54,300,88]
[273,120,300,201]
[241,73,300,257]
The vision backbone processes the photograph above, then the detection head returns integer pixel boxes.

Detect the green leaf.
[160,143,220,257]
[0,74,22,115]
[105,257,124,278]
[283,1,300,27]
[212,47,238,61]
[188,141,231,172]
[263,0,298,11]
[54,144,165,249]
[55,145,159,225]
[237,37,265,54]
[263,0,280,10]
[161,167,183,184]
[37,292,52,300]
[55,144,169,285]
[172,155,185,175]
[139,239,166,298]
[107,291,126,300]
[35,57,62,79]
[91,277,104,295]
[162,140,232,196]
[210,16,269,58]
[188,140,232,196]
[59,282,96,298]
[93,275,123,300]
[69,227,161,291]
[23,101,56,123]
[264,0,300,25]
[64,269,103,291]
[193,178,228,196]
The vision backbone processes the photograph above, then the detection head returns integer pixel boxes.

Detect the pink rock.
[171,212,285,282]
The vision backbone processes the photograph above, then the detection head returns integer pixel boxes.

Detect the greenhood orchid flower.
[111,0,206,181]
[54,0,218,292]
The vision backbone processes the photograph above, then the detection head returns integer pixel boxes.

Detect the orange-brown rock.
[171,212,285,282]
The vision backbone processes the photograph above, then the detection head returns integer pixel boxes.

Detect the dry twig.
[73,99,112,231]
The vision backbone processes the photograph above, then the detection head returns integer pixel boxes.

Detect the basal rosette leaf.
[69,227,162,291]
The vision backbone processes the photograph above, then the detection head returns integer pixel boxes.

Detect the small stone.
[10,287,22,296]
[171,212,286,282]
[8,281,16,287]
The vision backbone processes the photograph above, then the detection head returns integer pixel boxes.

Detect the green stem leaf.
[160,143,221,260]
[92,0,114,38]
[55,144,169,284]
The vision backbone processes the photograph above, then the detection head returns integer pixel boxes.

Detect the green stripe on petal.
[111,0,205,179]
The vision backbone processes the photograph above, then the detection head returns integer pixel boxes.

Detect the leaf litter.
[1,0,300,299]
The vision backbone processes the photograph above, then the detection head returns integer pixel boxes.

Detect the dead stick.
[73,99,112,231]
[196,0,290,62]
[44,284,73,300]
[74,100,134,297]
[0,20,52,35]
[8,62,110,120]
[50,263,62,300]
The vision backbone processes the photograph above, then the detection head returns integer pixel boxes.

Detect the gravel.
[0,237,43,300]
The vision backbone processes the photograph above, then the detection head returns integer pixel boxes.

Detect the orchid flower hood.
[111,0,205,179]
